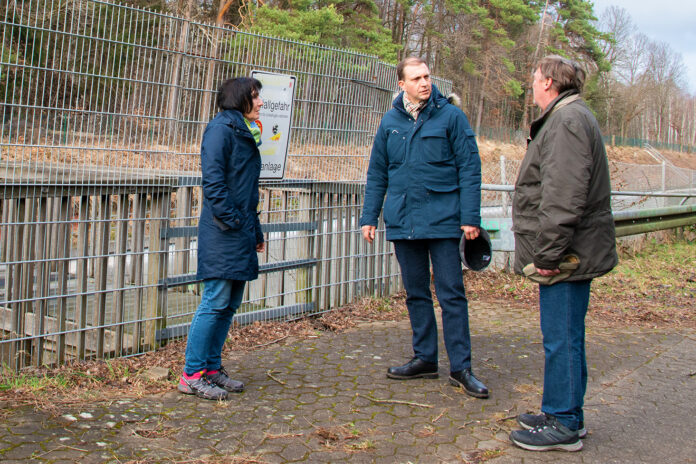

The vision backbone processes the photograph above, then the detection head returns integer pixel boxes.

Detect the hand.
[256,242,265,253]
[461,225,480,241]
[361,225,376,243]
[535,267,560,276]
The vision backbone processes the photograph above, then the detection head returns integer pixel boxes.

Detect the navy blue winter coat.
[360,85,481,240]
[197,109,264,282]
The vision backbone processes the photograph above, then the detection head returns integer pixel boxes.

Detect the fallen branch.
[431,408,448,423]
[265,431,304,439]
[33,445,89,458]
[459,420,481,429]
[689,371,696,377]
[266,370,286,385]
[254,335,289,348]
[357,393,433,408]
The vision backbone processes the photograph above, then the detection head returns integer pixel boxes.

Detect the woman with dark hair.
[178,77,265,400]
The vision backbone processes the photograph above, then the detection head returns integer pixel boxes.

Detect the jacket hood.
[446,93,461,108]
[211,109,257,142]
[213,109,247,128]
[391,84,449,112]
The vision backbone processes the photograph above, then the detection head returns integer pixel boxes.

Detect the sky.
[590,0,696,94]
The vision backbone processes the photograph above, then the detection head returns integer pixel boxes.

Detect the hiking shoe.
[178,372,228,400]
[510,415,583,452]
[517,413,587,438]
[207,367,244,393]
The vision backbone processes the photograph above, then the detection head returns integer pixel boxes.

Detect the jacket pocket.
[213,216,231,231]
[425,183,459,226]
[383,192,406,227]
[213,215,243,231]
[420,128,451,163]
[386,130,406,164]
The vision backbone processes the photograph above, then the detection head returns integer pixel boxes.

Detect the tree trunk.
[521,0,550,129]
[166,0,193,135]
[198,1,233,140]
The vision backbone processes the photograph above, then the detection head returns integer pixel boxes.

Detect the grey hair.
[537,55,586,93]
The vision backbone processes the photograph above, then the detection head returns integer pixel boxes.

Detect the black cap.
[459,228,492,271]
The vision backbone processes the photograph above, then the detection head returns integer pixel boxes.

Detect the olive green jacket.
[512,90,618,281]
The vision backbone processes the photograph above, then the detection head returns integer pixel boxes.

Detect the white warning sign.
[251,70,296,179]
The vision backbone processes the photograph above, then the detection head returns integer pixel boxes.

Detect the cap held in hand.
[459,228,492,272]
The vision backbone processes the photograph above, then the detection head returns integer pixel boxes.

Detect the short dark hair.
[216,77,262,113]
[396,56,428,81]
[537,55,586,93]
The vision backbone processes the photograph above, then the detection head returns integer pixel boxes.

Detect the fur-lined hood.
[446,93,461,108]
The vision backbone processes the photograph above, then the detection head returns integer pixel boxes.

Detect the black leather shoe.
[387,357,438,380]
[449,368,489,398]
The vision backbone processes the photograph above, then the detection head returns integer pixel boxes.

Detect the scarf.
[244,118,262,146]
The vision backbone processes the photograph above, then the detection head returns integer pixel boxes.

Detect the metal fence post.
[500,155,508,216]
[145,192,172,350]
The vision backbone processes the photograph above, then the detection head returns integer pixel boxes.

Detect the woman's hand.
[256,242,265,253]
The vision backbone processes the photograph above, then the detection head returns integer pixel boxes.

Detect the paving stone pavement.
[1,302,695,463]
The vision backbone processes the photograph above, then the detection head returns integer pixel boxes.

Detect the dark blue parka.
[360,85,481,240]
[197,109,264,282]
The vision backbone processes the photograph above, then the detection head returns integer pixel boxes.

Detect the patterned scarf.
[403,95,426,120]
[244,118,262,146]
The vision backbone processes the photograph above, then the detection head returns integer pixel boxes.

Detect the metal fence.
[1,0,695,369]
[0,0,453,368]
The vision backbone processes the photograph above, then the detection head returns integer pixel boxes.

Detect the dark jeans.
[539,279,592,431]
[393,238,472,372]
[184,279,246,374]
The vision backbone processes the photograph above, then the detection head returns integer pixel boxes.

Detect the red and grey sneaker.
[207,366,244,393]
[178,371,228,400]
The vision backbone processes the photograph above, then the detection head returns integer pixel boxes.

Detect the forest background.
[116,0,696,152]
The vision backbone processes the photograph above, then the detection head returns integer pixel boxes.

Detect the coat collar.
[529,89,580,139]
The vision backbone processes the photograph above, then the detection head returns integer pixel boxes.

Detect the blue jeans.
[184,279,246,374]
[393,238,472,372]
[539,279,592,431]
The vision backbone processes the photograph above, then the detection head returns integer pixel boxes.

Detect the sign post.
[251,71,296,180]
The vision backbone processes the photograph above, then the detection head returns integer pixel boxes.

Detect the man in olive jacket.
[360,57,489,398]
[509,55,618,452]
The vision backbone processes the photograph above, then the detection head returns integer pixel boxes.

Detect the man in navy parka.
[360,57,489,398]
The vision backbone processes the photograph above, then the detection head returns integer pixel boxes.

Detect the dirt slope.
[478,137,696,170]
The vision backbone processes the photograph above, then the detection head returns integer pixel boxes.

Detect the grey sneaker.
[517,413,587,438]
[178,373,228,400]
[510,415,583,452]
[207,367,244,393]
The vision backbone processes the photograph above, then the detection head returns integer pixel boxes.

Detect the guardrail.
[481,185,696,252]
[613,204,696,237]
